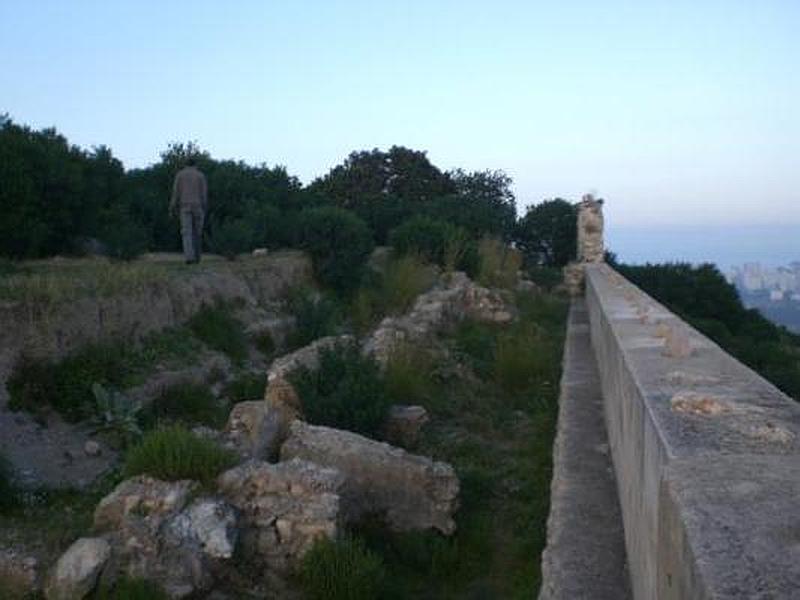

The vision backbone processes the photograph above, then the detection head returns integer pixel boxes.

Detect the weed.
[286,288,343,348]
[95,576,168,600]
[478,238,523,289]
[91,383,143,447]
[0,453,18,514]
[383,343,434,406]
[140,383,227,429]
[253,331,275,357]
[350,255,436,333]
[223,372,267,403]
[291,343,391,438]
[123,425,236,484]
[8,342,129,422]
[188,304,248,364]
[299,536,386,600]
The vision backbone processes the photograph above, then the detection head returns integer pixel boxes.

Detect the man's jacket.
[170,166,208,212]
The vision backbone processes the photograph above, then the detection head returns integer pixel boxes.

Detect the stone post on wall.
[564,194,605,295]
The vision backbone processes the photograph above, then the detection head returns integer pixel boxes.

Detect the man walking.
[170,158,208,263]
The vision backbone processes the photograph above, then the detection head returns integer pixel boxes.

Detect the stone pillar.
[563,194,605,296]
[577,194,604,263]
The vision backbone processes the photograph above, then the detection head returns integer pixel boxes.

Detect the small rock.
[384,405,429,447]
[84,441,101,457]
[44,537,110,600]
[252,248,268,257]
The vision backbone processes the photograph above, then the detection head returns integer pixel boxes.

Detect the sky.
[2,1,799,265]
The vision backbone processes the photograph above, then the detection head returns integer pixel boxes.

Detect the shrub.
[124,425,236,484]
[188,304,248,364]
[389,216,478,276]
[99,206,149,261]
[209,217,255,260]
[297,207,375,294]
[140,382,227,429]
[350,255,437,333]
[291,343,391,438]
[299,536,386,600]
[0,452,18,514]
[525,266,564,291]
[91,383,143,447]
[8,342,129,422]
[384,343,433,406]
[478,238,523,289]
[96,576,168,600]
[223,372,267,403]
[286,288,343,348]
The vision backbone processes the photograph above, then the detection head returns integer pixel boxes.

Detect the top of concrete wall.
[587,264,800,459]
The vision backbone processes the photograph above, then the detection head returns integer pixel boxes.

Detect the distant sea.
[607,224,800,270]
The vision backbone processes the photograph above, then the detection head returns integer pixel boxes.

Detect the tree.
[310,146,455,208]
[514,199,577,267]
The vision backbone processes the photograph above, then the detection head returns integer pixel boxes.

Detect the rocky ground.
[0,253,566,599]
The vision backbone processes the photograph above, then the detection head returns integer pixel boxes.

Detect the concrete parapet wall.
[585,264,800,599]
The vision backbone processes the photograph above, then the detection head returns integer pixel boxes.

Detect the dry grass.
[478,238,523,289]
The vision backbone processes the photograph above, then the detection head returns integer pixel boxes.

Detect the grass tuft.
[188,304,249,365]
[0,453,18,515]
[299,536,386,600]
[286,288,343,349]
[478,238,523,289]
[223,372,267,403]
[123,425,236,484]
[140,382,228,429]
[95,576,169,600]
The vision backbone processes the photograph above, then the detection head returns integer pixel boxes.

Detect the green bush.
[389,216,478,276]
[286,288,343,348]
[0,452,18,514]
[188,304,248,364]
[95,576,168,600]
[223,372,267,403]
[525,266,564,291]
[384,343,433,406]
[140,382,227,429]
[297,207,375,294]
[478,238,523,289]
[99,206,149,261]
[209,217,255,260]
[299,536,386,600]
[291,343,391,438]
[124,425,236,484]
[8,342,129,422]
[351,255,437,333]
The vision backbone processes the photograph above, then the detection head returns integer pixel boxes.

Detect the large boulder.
[217,458,343,572]
[267,335,354,384]
[93,476,237,598]
[44,537,110,600]
[281,421,459,535]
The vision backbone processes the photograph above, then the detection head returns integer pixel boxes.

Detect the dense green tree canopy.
[514,199,577,267]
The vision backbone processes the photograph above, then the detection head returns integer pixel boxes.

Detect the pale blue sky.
[2,1,799,262]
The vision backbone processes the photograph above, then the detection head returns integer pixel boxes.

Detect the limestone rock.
[252,248,268,257]
[94,476,197,530]
[281,421,459,534]
[45,537,110,600]
[384,405,429,447]
[166,498,238,560]
[224,400,272,459]
[0,549,41,596]
[93,477,236,598]
[83,441,101,457]
[364,272,515,365]
[267,335,354,384]
[217,458,343,572]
